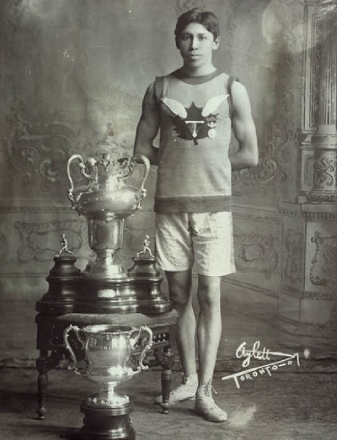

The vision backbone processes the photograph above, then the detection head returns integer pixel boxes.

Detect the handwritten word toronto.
[222,341,300,389]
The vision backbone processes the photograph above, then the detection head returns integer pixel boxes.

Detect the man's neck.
[180,64,217,77]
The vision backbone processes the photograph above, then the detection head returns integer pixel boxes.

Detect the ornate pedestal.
[279,202,337,333]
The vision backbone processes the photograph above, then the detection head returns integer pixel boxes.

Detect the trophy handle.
[129,327,142,347]
[128,154,151,205]
[67,154,96,209]
[63,324,86,375]
[136,325,153,372]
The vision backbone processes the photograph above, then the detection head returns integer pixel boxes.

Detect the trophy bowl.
[64,324,153,407]
[67,153,150,279]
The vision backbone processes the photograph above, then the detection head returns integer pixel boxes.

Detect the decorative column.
[308,7,337,203]
[279,0,337,338]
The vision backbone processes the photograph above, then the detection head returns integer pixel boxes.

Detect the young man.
[133,8,258,422]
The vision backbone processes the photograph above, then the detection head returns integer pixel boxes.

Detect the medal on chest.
[162,94,228,145]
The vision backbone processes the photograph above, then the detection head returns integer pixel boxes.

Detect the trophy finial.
[56,234,73,257]
[137,235,154,258]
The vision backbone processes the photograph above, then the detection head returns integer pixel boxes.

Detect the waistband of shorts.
[154,196,232,213]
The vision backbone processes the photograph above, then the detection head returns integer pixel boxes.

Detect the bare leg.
[166,270,197,377]
[196,275,222,385]
[194,275,227,422]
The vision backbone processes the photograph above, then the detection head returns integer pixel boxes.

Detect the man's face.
[176,22,220,69]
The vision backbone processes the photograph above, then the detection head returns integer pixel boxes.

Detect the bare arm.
[229,81,259,171]
[133,83,160,165]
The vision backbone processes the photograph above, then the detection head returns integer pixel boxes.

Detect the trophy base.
[83,262,128,280]
[37,253,172,315]
[86,392,130,408]
[73,257,172,314]
[80,399,135,440]
[36,254,82,315]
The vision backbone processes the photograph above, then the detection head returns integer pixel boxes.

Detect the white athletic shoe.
[195,382,227,423]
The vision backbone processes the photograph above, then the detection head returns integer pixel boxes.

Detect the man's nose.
[190,37,199,50]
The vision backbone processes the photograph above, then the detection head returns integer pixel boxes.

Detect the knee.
[197,276,221,311]
[166,271,192,309]
[198,292,219,312]
[169,282,190,308]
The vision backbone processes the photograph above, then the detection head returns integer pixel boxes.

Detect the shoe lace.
[201,382,218,399]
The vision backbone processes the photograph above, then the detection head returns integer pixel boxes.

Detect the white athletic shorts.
[155,212,236,277]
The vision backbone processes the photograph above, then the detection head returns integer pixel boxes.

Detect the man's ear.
[213,36,220,50]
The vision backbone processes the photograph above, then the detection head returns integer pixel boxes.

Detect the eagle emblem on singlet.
[161,95,229,145]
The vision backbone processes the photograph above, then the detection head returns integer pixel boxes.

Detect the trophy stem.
[86,216,127,279]
[100,383,129,407]
[107,384,115,403]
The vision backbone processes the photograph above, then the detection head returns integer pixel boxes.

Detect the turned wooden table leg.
[161,368,172,414]
[156,346,175,414]
[36,351,49,420]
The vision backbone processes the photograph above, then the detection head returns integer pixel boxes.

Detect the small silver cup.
[64,324,153,407]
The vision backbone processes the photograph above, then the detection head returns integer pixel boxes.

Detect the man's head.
[174,8,220,73]
[174,8,220,47]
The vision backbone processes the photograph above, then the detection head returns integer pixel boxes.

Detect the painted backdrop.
[0,0,336,368]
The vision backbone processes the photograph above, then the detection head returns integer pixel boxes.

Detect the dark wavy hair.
[174,8,220,46]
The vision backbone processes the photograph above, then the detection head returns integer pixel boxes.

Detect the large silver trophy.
[65,152,171,314]
[67,153,150,279]
[64,324,153,440]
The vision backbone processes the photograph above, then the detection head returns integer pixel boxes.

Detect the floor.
[0,367,337,440]
[1,308,337,440]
